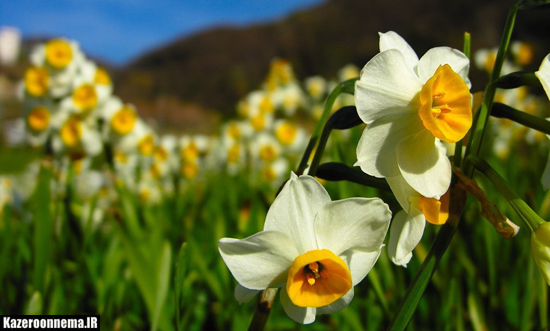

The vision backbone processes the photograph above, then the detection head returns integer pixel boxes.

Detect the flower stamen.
[418,64,472,142]
[287,249,352,307]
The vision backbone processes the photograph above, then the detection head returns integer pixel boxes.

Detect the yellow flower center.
[45,39,73,69]
[27,106,50,132]
[111,105,137,135]
[515,43,533,66]
[139,190,150,203]
[114,150,128,164]
[138,134,155,156]
[150,164,162,179]
[73,84,98,112]
[227,144,241,164]
[418,64,472,143]
[260,96,274,114]
[269,59,293,85]
[237,100,250,118]
[181,142,200,161]
[283,94,299,111]
[95,67,111,85]
[416,189,450,225]
[251,114,265,131]
[72,159,84,175]
[181,160,199,179]
[60,117,82,148]
[24,66,49,97]
[261,166,277,182]
[484,52,496,73]
[227,123,241,140]
[308,81,324,99]
[275,121,297,146]
[286,249,352,308]
[154,146,168,162]
[259,145,277,162]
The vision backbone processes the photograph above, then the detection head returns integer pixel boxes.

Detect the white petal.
[378,31,419,69]
[218,231,298,290]
[280,287,317,324]
[340,248,383,286]
[536,54,550,101]
[234,284,260,304]
[314,198,391,255]
[355,49,423,124]
[387,209,426,267]
[386,175,418,213]
[417,47,471,88]
[264,173,330,253]
[82,129,103,157]
[316,287,354,315]
[355,113,423,178]
[397,130,451,199]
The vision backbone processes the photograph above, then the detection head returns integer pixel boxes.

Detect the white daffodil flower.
[258,157,289,187]
[52,114,102,158]
[531,222,550,286]
[219,173,391,324]
[29,38,85,98]
[273,119,307,154]
[535,54,550,101]
[249,132,282,165]
[272,82,305,117]
[386,175,449,266]
[23,97,57,148]
[59,60,112,117]
[305,75,327,101]
[338,64,360,82]
[355,31,472,199]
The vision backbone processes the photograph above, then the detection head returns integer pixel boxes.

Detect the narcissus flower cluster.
[354,31,471,266]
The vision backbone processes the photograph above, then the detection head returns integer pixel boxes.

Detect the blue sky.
[1,0,324,65]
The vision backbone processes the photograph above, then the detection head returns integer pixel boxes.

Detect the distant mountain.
[112,0,550,130]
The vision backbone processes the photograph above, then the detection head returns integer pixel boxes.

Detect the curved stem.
[464,1,519,176]
[296,78,357,175]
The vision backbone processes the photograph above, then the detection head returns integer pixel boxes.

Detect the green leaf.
[33,162,53,294]
[387,222,458,331]
[152,241,172,331]
[315,162,390,191]
[0,148,42,175]
[175,242,189,331]
[491,102,550,135]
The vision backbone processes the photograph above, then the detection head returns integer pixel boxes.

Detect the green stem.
[307,118,332,176]
[308,106,363,176]
[453,32,472,170]
[466,155,544,232]
[464,1,519,176]
[491,103,550,134]
[296,78,357,175]
[386,186,465,331]
[494,72,540,89]
[315,162,390,191]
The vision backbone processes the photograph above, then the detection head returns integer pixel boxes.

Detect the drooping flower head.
[355,31,472,198]
[219,173,391,324]
[386,175,449,266]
